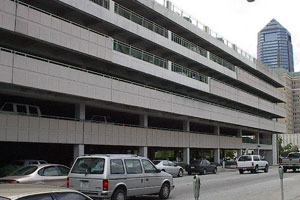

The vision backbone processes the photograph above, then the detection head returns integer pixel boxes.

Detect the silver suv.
[68,154,174,200]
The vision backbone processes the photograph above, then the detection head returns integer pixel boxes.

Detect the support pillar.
[257,132,260,155]
[74,144,84,160]
[75,103,85,120]
[183,148,190,165]
[139,146,148,158]
[272,134,278,165]
[214,149,220,164]
[237,149,242,157]
[139,114,148,127]
[183,120,190,132]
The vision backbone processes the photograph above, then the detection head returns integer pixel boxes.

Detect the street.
[134,167,300,200]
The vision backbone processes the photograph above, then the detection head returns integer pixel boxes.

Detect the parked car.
[0,160,48,178]
[0,164,70,187]
[0,184,92,200]
[280,152,300,172]
[186,159,217,175]
[153,160,184,177]
[0,102,41,117]
[236,155,268,174]
[68,154,174,200]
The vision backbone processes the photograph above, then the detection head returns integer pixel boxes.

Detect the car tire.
[159,183,170,199]
[283,167,287,173]
[239,169,244,174]
[178,169,183,177]
[213,168,217,174]
[293,168,296,172]
[111,189,126,200]
[264,165,269,173]
[254,166,258,173]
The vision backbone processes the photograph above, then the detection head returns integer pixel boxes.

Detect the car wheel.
[254,166,258,173]
[178,169,183,177]
[239,169,244,174]
[203,168,207,175]
[159,183,170,199]
[213,168,217,174]
[111,189,126,200]
[264,165,269,173]
[283,167,287,173]
[293,168,296,172]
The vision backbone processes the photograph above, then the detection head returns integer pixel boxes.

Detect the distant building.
[258,19,294,72]
[276,69,300,147]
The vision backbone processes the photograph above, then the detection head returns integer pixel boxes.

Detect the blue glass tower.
[257,19,294,72]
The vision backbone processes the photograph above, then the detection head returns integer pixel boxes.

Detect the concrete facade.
[0,0,286,165]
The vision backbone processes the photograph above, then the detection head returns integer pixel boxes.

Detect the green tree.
[225,150,236,159]
[280,141,299,157]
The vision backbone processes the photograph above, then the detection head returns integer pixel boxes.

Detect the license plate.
[191,166,195,169]
[80,181,89,188]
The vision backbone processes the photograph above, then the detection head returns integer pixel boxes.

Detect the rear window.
[10,166,38,176]
[71,158,105,174]
[238,156,252,162]
[288,153,300,158]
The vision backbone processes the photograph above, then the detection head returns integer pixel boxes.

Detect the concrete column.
[214,125,220,135]
[75,103,85,120]
[237,149,242,157]
[183,148,190,165]
[214,149,220,164]
[168,60,172,71]
[139,146,148,157]
[139,114,148,127]
[238,129,242,138]
[272,134,278,165]
[74,144,84,160]
[257,132,260,155]
[183,120,190,132]
[109,0,114,11]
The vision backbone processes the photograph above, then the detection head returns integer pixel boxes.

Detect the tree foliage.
[279,137,299,157]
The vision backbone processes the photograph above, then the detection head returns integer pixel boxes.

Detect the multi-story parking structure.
[0,0,286,166]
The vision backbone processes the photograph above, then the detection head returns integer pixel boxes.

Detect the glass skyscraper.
[257,19,294,72]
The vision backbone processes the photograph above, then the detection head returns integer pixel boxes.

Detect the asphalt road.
[133,167,300,200]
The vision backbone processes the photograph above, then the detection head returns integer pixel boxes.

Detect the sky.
[165,0,300,72]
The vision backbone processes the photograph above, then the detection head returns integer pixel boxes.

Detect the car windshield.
[152,161,161,165]
[71,158,105,174]
[10,166,38,176]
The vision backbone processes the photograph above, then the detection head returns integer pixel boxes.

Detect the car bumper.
[237,167,255,170]
[282,164,300,168]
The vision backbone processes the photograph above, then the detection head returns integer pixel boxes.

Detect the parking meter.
[193,175,201,200]
[278,165,284,200]
[278,165,284,179]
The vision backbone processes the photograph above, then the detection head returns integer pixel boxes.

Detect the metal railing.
[209,53,235,71]
[171,33,207,57]
[242,137,257,144]
[259,139,272,145]
[89,0,109,9]
[171,63,208,84]
[154,0,257,64]
[14,0,109,38]
[113,40,168,69]
[115,3,168,38]
[0,46,274,121]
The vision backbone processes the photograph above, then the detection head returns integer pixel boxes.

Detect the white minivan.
[68,154,174,200]
[0,102,41,117]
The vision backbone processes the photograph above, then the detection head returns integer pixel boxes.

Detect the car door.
[141,159,162,194]
[124,159,145,196]
[161,161,172,174]
[168,161,177,176]
[37,166,64,186]
[206,160,213,172]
